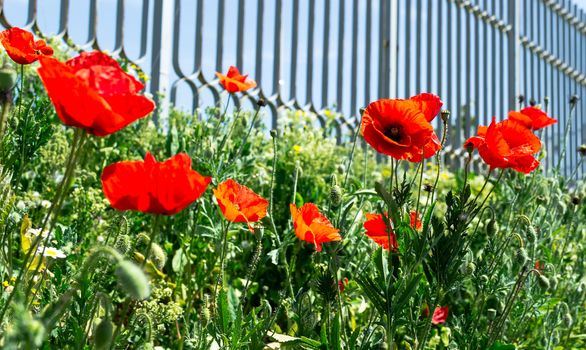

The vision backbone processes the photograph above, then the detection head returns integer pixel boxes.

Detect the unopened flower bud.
[0,63,17,94]
[465,262,476,275]
[257,98,267,107]
[486,220,498,236]
[562,313,573,328]
[93,318,114,350]
[440,109,450,123]
[537,275,550,291]
[479,275,489,285]
[515,248,529,266]
[549,275,559,291]
[487,308,497,320]
[114,234,132,255]
[115,260,150,300]
[329,185,343,209]
[149,243,167,270]
[526,225,537,243]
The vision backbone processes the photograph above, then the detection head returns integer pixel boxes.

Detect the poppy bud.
[486,220,498,236]
[114,234,132,255]
[115,260,150,300]
[465,262,476,275]
[270,129,278,138]
[149,243,167,270]
[329,185,343,209]
[537,275,550,291]
[563,313,573,328]
[479,275,489,285]
[135,232,151,250]
[337,165,345,174]
[440,109,450,123]
[93,318,114,350]
[529,98,536,106]
[549,275,559,291]
[515,248,529,266]
[0,63,17,93]
[487,308,497,320]
[578,145,586,157]
[142,342,155,350]
[569,95,580,106]
[257,98,267,107]
[518,95,525,104]
[526,225,537,243]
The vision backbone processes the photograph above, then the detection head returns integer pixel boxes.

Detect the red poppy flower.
[432,306,449,325]
[101,152,211,215]
[290,203,341,252]
[0,27,53,65]
[213,179,268,230]
[363,213,398,251]
[338,277,349,293]
[410,211,422,230]
[464,117,541,174]
[361,93,442,161]
[535,260,544,272]
[215,66,257,93]
[37,51,155,136]
[508,106,557,130]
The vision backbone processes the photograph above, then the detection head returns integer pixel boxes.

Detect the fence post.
[150,0,173,123]
[389,0,398,98]
[507,0,520,111]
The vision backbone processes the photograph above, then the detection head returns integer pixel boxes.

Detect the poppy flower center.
[384,125,402,142]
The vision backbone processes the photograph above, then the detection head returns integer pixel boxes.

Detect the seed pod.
[578,145,586,157]
[93,318,114,350]
[537,275,550,291]
[529,98,536,106]
[257,98,267,107]
[115,260,150,300]
[270,129,278,138]
[440,109,450,123]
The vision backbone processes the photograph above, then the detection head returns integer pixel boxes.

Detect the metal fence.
[0,0,584,178]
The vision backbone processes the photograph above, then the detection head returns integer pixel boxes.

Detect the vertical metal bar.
[389,0,398,98]
[537,0,542,103]
[350,0,358,116]
[139,0,150,59]
[305,0,315,105]
[236,0,245,70]
[415,0,421,93]
[465,2,471,138]
[88,0,97,46]
[447,0,453,145]
[491,0,497,118]
[194,0,203,70]
[255,0,264,84]
[150,0,165,122]
[474,0,480,131]
[405,1,411,96]
[482,0,488,125]
[272,0,282,98]
[426,0,432,92]
[437,0,443,139]
[507,0,519,112]
[378,0,386,99]
[365,0,372,104]
[321,0,331,107]
[114,0,124,53]
[289,1,299,100]
[215,0,225,72]
[529,0,534,101]
[336,0,345,106]
[58,0,70,36]
[456,3,462,146]
[27,0,37,27]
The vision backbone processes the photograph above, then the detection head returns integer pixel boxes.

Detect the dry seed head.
[440,109,450,123]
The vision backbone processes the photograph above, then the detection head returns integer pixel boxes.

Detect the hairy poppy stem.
[233,102,262,161]
[555,103,576,175]
[213,93,232,140]
[214,221,231,299]
[0,94,11,139]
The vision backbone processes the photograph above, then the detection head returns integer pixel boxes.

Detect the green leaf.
[393,274,422,312]
[218,289,234,334]
[331,312,341,350]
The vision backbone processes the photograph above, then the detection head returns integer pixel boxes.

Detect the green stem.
[214,220,231,298]
[233,102,262,160]
[418,287,442,350]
